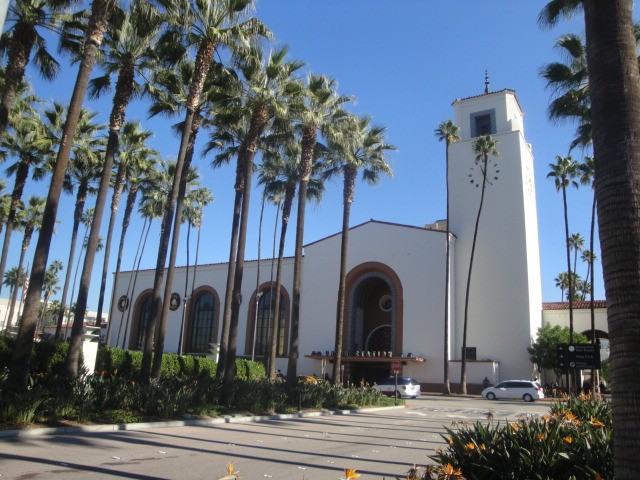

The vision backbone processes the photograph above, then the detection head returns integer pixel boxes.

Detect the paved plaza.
[0,395,550,479]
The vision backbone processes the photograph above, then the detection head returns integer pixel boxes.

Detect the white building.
[108,89,545,391]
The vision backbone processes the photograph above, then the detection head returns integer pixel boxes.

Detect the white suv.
[481,380,544,402]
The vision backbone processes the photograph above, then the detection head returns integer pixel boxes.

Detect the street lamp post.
[251,291,263,362]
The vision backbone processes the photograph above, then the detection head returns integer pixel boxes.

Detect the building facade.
[108,90,544,391]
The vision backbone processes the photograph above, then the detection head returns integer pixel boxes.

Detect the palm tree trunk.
[461,157,489,395]
[589,193,597,395]
[287,126,316,386]
[7,241,28,329]
[178,220,192,355]
[66,63,135,379]
[251,190,266,362]
[443,141,452,394]
[105,184,139,346]
[151,117,201,379]
[266,199,280,377]
[96,165,128,326]
[55,183,88,340]
[333,166,355,384]
[0,160,30,296]
[120,218,152,348]
[222,105,268,397]
[8,0,114,391]
[141,39,214,383]
[0,21,36,137]
[583,0,640,471]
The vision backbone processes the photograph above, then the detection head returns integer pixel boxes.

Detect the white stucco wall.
[108,258,295,356]
[296,221,452,385]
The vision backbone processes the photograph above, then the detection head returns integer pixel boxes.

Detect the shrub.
[31,340,69,375]
[427,394,612,479]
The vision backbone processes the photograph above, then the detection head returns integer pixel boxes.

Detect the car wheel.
[486,392,496,400]
[523,394,533,402]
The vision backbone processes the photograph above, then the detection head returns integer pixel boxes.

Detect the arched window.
[254,289,287,356]
[135,295,154,351]
[188,292,215,354]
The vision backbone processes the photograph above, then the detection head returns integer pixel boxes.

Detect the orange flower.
[343,468,361,479]
[448,436,454,445]
[537,433,546,441]
[438,463,465,479]
[589,417,605,428]
[509,422,520,431]
[563,436,574,445]
[465,442,475,451]
[479,443,487,451]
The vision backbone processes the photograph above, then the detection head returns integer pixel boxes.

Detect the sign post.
[391,361,401,405]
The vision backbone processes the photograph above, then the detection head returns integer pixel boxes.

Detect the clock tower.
[448,89,542,381]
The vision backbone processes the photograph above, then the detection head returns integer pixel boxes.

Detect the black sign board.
[556,343,601,369]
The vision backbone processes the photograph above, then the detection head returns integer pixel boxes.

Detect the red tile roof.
[543,300,607,310]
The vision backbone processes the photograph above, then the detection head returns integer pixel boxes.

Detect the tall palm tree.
[285,73,352,385]
[6,196,44,330]
[0,110,50,295]
[39,259,62,331]
[85,0,163,328]
[547,155,579,343]
[140,0,269,382]
[578,155,597,350]
[323,113,395,384]
[103,126,158,346]
[461,135,500,395]
[66,1,163,379]
[95,121,158,328]
[9,0,116,392]
[213,45,303,390]
[259,137,325,378]
[0,0,76,137]
[554,271,570,301]
[435,119,460,395]
[42,103,105,341]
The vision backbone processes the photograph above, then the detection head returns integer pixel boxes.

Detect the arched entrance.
[344,262,403,384]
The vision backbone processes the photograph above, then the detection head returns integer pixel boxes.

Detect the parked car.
[373,376,421,398]
[481,380,545,402]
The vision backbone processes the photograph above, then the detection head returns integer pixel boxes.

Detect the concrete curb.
[0,405,406,440]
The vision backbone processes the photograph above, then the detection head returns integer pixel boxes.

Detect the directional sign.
[557,343,601,369]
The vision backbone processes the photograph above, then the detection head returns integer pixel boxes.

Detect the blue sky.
[5,1,632,311]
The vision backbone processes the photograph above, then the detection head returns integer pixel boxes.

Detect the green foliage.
[31,340,69,374]
[0,337,14,368]
[227,378,288,413]
[234,357,266,379]
[428,395,612,480]
[91,409,144,424]
[528,324,588,374]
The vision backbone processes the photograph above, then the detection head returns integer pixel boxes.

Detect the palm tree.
[139,0,269,382]
[435,119,460,395]
[213,45,303,391]
[0,110,50,296]
[554,271,570,301]
[3,266,25,328]
[540,32,591,150]
[461,135,500,395]
[41,103,105,341]
[6,196,44,330]
[568,232,585,279]
[323,113,395,384]
[95,121,158,328]
[86,1,163,329]
[9,0,116,392]
[0,0,76,137]
[103,126,158,346]
[39,259,62,332]
[66,1,163,379]
[286,73,352,385]
[547,155,579,343]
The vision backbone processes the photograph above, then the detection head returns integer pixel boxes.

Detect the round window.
[379,294,392,312]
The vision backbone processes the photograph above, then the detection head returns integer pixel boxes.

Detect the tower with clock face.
[447,89,542,381]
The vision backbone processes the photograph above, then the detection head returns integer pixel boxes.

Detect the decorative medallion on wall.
[170,292,181,311]
[379,294,392,312]
[117,295,129,312]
